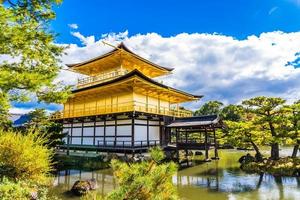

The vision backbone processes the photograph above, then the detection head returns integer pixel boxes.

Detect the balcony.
[50,101,193,119]
[77,69,128,89]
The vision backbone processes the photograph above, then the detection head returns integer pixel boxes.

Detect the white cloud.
[71,32,95,46]
[268,6,278,15]
[9,30,300,112]
[9,107,33,114]
[58,31,300,110]
[68,23,78,29]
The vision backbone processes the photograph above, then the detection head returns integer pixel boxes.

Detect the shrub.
[0,178,30,200]
[0,129,53,184]
[106,147,178,200]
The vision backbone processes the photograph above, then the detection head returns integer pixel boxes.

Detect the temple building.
[52,43,203,153]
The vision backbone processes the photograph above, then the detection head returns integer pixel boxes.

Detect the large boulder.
[238,153,255,165]
[71,179,97,196]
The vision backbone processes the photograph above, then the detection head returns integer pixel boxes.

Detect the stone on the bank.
[71,179,97,196]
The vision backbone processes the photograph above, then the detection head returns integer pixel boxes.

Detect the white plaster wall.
[84,122,94,126]
[95,127,104,136]
[117,119,131,124]
[135,119,147,124]
[106,121,115,125]
[149,121,160,125]
[117,125,131,136]
[71,137,81,145]
[82,137,94,145]
[149,126,160,141]
[83,127,94,136]
[106,126,115,136]
[95,137,104,145]
[73,123,82,127]
[134,125,147,142]
[116,137,132,146]
[96,121,104,126]
[72,128,82,136]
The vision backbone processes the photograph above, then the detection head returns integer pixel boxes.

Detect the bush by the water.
[241,156,300,176]
[81,147,179,200]
[0,130,55,199]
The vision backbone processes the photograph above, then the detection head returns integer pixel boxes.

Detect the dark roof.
[72,69,203,99]
[67,42,174,72]
[167,115,220,128]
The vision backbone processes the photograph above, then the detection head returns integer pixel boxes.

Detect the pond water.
[50,149,300,200]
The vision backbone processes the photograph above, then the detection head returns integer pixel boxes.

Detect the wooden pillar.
[81,120,84,145]
[185,130,189,166]
[176,128,179,162]
[115,116,117,146]
[93,117,96,146]
[204,128,209,161]
[147,117,149,146]
[103,117,106,146]
[131,115,135,156]
[213,128,219,159]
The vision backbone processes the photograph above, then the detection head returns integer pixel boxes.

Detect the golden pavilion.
[53,43,203,152]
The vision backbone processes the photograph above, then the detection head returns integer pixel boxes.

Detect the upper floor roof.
[67,43,173,78]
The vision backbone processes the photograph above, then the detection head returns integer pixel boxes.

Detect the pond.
[50,149,300,200]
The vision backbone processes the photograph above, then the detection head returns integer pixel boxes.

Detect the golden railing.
[77,69,128,89]
[51,101,193,119]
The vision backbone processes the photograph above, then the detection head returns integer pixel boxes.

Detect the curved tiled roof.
[67,42,174,72]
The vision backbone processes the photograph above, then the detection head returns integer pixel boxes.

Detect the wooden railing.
[97,140,160,148]
[77,69,128,89]
[50,101,193,119]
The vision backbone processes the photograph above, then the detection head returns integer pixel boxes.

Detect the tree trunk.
[250,140,263,162]
[271,143,279,160]
[268,120,279,160]
[292,140,299,158]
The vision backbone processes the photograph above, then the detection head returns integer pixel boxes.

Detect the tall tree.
[220,104,243,121]
[0,0,70,124]
[242,97,286,160]
[285,100,300,158]
[25,108,65,148]
[194,100,224,116]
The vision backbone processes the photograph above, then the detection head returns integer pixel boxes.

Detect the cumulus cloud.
[9,30,300,112]
[58,30,300,110]
[68,23,78,29]
[71,31,95,46]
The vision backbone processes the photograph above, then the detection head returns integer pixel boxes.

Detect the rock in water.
[71,179,97,196]
[87,178,98,190]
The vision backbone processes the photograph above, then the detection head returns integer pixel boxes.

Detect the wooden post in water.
[204,128,210,161]
[213,128,219,160]
[67,134,70,156]
[176,128,179,163]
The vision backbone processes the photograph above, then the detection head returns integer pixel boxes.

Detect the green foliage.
[242,96,287,160]
[241,157,300,176]
[194,100,223,116]
[0,129,53,184]
[0,0,71,126]
[220,104,243,121]
[0,177,58,200]
[0,178,30,200]
[24,108,66,148]
[88,147,179,200]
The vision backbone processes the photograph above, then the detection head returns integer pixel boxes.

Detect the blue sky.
[9,0,300,113]
[52,0,300,43]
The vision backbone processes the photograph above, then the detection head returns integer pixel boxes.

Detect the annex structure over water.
[52,43,213,153]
